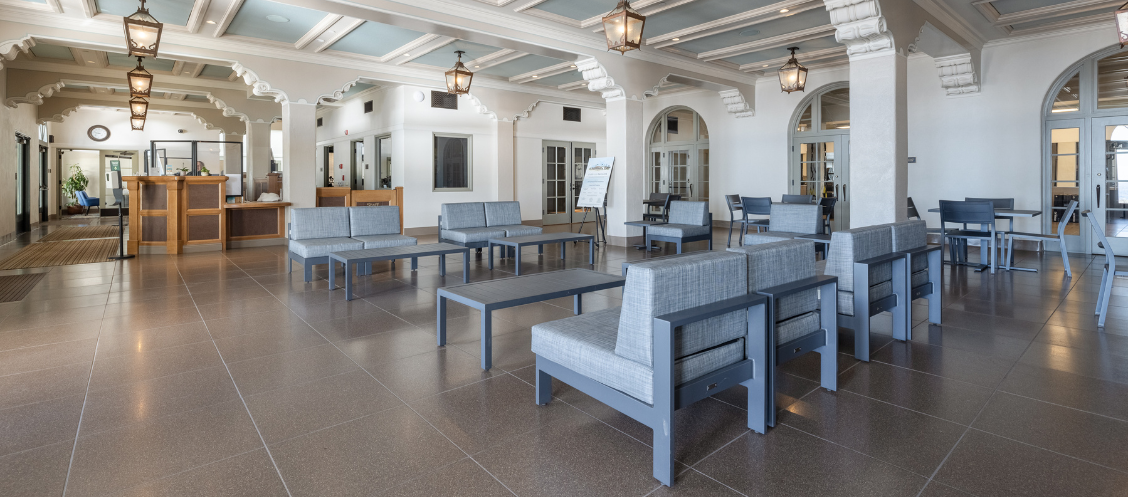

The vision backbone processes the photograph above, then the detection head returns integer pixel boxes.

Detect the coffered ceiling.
[928,0,1121,43]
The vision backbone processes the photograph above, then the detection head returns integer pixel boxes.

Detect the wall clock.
[88,125,111,142]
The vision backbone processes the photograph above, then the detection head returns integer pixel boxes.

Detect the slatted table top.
[488,232,593,245]
[624,220,668,227]
[329,243,468,262]
[438,269,624,308]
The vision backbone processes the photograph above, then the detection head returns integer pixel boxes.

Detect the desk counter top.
[224,202,292,209]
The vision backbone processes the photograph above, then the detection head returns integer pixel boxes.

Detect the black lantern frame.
[445,50,473,95]
[602,0,645,54]
[778,47,808,94]
[127,57,153,98]
[129,96,148,118]
[124,0,163,58]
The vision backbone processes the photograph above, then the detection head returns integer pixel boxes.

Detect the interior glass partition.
[150,140,245,195]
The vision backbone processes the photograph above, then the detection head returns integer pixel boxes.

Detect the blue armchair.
[75,191,100,214]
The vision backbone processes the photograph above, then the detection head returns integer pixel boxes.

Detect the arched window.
[647,107,709,202]
[789,82,849,231]
[1043,46,1128,254]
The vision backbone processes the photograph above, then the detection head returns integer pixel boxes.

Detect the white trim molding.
[576,58,624,99]
[231,62,291,103]
[5,81,65,108]
[719,88,754,118]
[824,0,895,57]
[934,53,980,96]
[0,36,34,71]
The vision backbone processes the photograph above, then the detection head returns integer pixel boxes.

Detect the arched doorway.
[789,82,850,231]
[1043,46,1128,255]
[647,107,709,203]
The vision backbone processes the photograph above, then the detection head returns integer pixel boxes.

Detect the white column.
[245,121,271,199]
[282,101,317,208]
[362,135,376,190]
[848,51,908,227]
[604,97,645,245]
[496,119,515,202]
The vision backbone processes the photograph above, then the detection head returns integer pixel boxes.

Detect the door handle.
[842,184,847,202]
[1098,184,1102,209]
[689,184,693,198]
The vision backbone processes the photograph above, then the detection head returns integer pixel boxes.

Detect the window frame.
[432,132,473,192]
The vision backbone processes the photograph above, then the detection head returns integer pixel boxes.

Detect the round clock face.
[88,125,110,142]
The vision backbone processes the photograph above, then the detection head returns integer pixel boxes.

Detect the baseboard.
[606,235,643,247]
[228,238,287,249]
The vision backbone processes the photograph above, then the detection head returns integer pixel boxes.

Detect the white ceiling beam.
[295,14,343,50]
[465,49,525,70]
[469,0,519,6]
[172,60,185,76]
[9,59,252,91]
[698,24,836,61]
[509,60,574,83]
[394,35,456,65]
[186,0,214,33]
[227,70,240,81]
[44,0,62,13]
[738,46,846,72]
[375,33,443,62]
[512,0,551,13]
[78,0,97,18]
[584,0,680,30]
[519,9,580,28]
[213,0,245,38]
[647,0,823,48]
[558,80,587,91]
[312,17,363,53]
[190,62,206,77]
[994,0,1121,26]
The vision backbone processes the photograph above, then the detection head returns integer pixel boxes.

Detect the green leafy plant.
[61,164,89,207]
[199,165,210,175]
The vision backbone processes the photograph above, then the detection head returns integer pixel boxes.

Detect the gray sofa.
[288,206,416,282]
[742,203,822,245]
[645,200,713,253]
[438,201,541,249]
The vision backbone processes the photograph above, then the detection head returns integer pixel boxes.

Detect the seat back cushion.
[349,206,400,236]
[889,220,927,252]
[667,201,708,226]
[769,204,821,234]
[615,251,748,366]
[825,225,894,290]
[484,201,523,227]
[728,239,818,321]
[290,207,351,240]
[441,203,486,230]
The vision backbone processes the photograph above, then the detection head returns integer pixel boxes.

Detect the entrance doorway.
[350,140,364,190]
[39,145,48,223]
[15,134,30,233]
[542,141,595,225]
[647,108,710,203]
[789,84,850,232]
[323,145,334,187]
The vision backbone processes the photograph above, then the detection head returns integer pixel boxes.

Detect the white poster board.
[576,157,614,208]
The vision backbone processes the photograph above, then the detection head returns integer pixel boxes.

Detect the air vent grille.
[316,117,323,127]
[364,100,373,113]
[431,91,458,110]
[563,107,581,122]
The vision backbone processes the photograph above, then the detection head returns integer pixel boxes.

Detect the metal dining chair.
[940,200,997,273]
[1083,210,1125,327]
[818,197,837,234]
[782,194,814,204]
[966,197,1014,263]
[643,194,679,222]
[725,194,742,247]
[738,197,771,245]
[1004,200,1076,275]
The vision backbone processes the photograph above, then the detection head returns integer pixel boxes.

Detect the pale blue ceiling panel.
[198,64,234,79]
[410,40,501,67]
[96,0,193,26]
[226,0,327,44]
[107,51,176,71]
[673,8,829,54]
[20,0,47,5]
[476,54,567,78]
[644,0,791,37]
[534,70,584,87]
[328,21,427,58]
[536,0,614,21]
[29,43,75,61]
[722,35,840,66]
[1010,8,1105,29]
[338,83,375,99]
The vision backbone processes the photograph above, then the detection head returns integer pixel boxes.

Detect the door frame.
[39,145,48,223]
[790,134,850,231]
[1044,118,1087,253]
[14,133,31,233]
[541,140,597,225]
[1089,117,1128,255]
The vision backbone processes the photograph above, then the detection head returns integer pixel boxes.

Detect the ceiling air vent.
[563,107,581,122]
[316,117,323,127]
[431,91,458,110]
[364,100,373,113]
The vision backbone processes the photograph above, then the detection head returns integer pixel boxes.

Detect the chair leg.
[1098,268,1113,327]
[676,242,682,254]
[1096,267,1109,316]
[535,366,552,405]
[707,238,712,251]
[854,318,871,362]
[892,258,908,341]
[744,303,769,434]
[1004,236,1013,271]
[653,408,674,487]
[303,262,313,282]
[1059,240,1071,278]
[287,257,292,273]
[727,221,734,248]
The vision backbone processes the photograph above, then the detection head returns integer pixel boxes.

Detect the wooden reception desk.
[123,176,229,255]
[224,201,292,249]
[316,186,405,234]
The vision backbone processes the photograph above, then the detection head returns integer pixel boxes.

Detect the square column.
[496,119,515,202]
[604,97,645,245]
[848,51,908,226]
[245,121,272,199]
[282,101,317,208]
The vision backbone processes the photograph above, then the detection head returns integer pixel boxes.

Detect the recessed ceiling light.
[533,75,538,78]
[762,64,769,67]
[265,15,289,23]
[672,37,679,41]
[402,53,410,57]
[570,65,576,68]
[780,8,789,13]
[475,65,480,68]
[206,20,215,24]
[739,28,760,37]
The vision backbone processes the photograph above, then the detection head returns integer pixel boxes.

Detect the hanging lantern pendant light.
[124,0,163,58]
[129,96,149,119]
[602,0,645,54]
[445,50,473,95]
[1118,2,1128,48]
[127,57,153,98]
[131,116,146,131]
[778,47,808,94]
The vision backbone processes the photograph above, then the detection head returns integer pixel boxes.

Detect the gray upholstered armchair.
[886,220,942,331]
[288,207,363,282]
[743,203,822,245]
[531,252,767,486]
[645,200,713,254]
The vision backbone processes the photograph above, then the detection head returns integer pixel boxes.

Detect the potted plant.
[199,165,211,176]
[61,164,88,215]
[175,167,189,176]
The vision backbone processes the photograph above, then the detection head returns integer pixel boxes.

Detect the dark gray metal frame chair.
[966,197,1014,265]
[1004,200,1076,276]
[940,200,997,273]
[728,240,838,431]
[819,197,838,234]
[822,225,908,362]
[907,197,942,236]
[288,207,363,282]
[782,194,814,204]
[887,220,943,330]
[643,192,668,221]
[743,203,821,246]
[437,202,506,251]
[738,197,771,243]
[1084,210,1125,327]
[643,194,679,222]
[645,201,713,254]
[725,194,742,247]
[531,252,767,486]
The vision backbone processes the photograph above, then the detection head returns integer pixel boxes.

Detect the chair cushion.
[769,204,822,234]
[667,201,709,226]
[648,224,711,238]
[743,232,801,245]
[349,206,401,236]
[493,225,543,237]
[838,281,893,317]
[825,226,894,292]
[441,203,486,230]
[441,227,506,243]
[911,269,929,289]
[484,202,523,227]
[777,311,820,344]
[616,252,748,366]
[290,207,352,240]
[889,220,927,252]
[352,234,417,249]
[728,239,819,322]
[532,307,745,405]
[289,237,363,259]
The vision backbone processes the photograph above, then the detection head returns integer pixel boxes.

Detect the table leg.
[328,259,336,290]
[560,241,565,260]
[488,242,494,269]
[515,246,522,276]
[574,294,582,314]
[588,239,594,265]
[481,310,493,370]
[437,296,447,346]
[463,253,469,283]
[439,255,446,277]
[538,244,543,254]
[411,257,418,271]
[344,262,353,301]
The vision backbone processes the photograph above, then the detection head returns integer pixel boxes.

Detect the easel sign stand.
[575,157,614,246]
[107,171,135,261]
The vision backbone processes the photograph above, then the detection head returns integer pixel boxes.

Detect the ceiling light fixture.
[570,64,576,68]
[130,96,148,118]
[206,20,215,24]
[1118,2,1128,47]
[672,37,679,41]
[445,50,473,95]
[602,0,645,54]
[131,116,146,131]
[402,53,411,57]
[780,8,789,13]
[316,38,324,43]
[127,56,153,98]
[778,47,808,94]
[123,0,163,58]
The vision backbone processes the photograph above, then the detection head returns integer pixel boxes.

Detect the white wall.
[59,149,100,201]
[514,102,607,221]
[0,66,42,236]
[50,107,222,153]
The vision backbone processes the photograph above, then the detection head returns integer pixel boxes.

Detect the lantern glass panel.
[602,1,645,54]
[127,63,152,98]
[131,117,145,131]
[444,52,473,94]
[124,3,162,58]
[130,97,148,117]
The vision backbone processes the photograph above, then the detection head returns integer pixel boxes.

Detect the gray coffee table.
[436,268,626,370]
[329,243,471,300]
[487,232,595,275]
[625,220,666,251]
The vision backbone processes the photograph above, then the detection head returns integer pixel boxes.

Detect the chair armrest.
[898,244,942,258]
[857,252,906,266]
[756,275,838,300]
[653,293,767,330]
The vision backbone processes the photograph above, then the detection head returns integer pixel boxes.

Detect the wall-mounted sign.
[576,157,614,208]
[110,160,121,171]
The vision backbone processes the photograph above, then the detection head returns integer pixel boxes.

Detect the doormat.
[0,273,48,302]
[0,239,120,270]
[36,225,121,242]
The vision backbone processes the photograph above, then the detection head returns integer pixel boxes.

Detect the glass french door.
[649,146,706,201]
[542,140,596,225]
[1046,120,1084,252]
[1092,117,1128,254]
[791,135,849,231]
[14,135,29,233]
